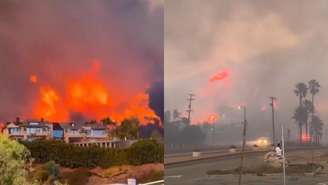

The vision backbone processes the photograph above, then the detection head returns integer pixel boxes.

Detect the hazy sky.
[165,0,328,139]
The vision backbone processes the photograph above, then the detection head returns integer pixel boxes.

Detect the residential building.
[2,120,136,149]
[3,121,52,140]
[53,123,64,140]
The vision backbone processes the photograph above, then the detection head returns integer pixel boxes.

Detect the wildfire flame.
[209,70,230,83]
[30,74,38,84]
[207,113,220,124]
[32,60,158,124]
[302,134,311,143]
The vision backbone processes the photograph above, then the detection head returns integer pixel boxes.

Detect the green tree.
[101,117,117,138]
[117,118,140,140]
[43,161,60,182]
[0,134,30,185]
[127,139,164,165]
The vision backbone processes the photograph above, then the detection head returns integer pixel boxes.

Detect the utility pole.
[238,106,247,185]
[281,125,286,185]
[287,127,291,143]
[269,97,277,146]
[186,93,195,125]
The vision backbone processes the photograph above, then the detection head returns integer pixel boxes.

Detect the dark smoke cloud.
[148,80,164,122]
[0,0,163,122]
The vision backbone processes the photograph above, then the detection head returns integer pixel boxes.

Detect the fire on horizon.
[209,69,230,83]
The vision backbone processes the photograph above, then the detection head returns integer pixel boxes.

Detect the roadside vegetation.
[1,134,163,185]
[0,134,66,185]
[21,139,163,168]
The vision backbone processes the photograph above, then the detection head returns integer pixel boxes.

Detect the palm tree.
[303,99,314,138]
[308,80,320,142]
[308,80,320,108]
[294,82,308,106]
[293,106,308,144]
[294,82,308,143]
[310,115,323,144]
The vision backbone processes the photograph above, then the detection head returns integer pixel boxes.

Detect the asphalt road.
[165,149,328,185]
[165,147,265,164]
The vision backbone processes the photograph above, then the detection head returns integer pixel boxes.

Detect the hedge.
[127,139,164,165]
[21,139,163,168]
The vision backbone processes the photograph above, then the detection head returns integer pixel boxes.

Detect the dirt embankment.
[59,163,164,185]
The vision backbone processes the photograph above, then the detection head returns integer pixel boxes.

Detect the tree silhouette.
[308,79,320,142]
[101,117,116,126]
[303,99,314,137]
[180,125,206,145]
[310,115,323,144]
[294,82,308,106]
[164,110,172,123]
[117,118,140,140]
[294,82,308,143]
[293,105,307,144]
[173,109,180,120]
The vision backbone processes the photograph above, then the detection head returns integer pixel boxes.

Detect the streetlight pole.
[238,106,247,185]
[281,125,286,185]
[270,97,277,146]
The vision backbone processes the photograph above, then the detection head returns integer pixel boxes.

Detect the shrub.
[127,139,164,165]
[32,169,49,182]
[21,139,163,168]
[0,134,31,185]
[43,161,60,180]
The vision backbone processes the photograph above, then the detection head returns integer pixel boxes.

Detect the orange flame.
[207,113,220,124]
[34,86,68,121]
[32,60,158,125]
[209,70,230,83]
[302,134,311,143]
[30,74,38,83]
